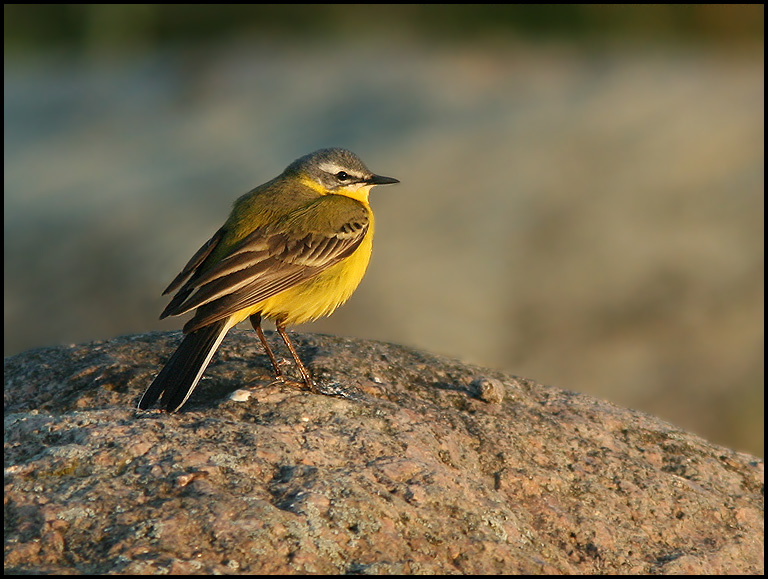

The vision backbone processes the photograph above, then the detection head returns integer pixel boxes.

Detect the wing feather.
[162,228,223,295]
[161,195,370,332]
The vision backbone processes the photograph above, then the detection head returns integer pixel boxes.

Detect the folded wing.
[160,195,370,333]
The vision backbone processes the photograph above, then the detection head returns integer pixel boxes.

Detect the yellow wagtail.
[138,148,399,412]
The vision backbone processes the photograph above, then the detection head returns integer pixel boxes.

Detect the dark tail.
[138,319,230,412]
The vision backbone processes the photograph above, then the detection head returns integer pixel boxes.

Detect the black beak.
[367,174,400,185]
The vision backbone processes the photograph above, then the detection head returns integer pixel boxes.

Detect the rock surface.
[4,331,764,574]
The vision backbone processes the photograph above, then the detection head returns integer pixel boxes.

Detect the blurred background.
[4,5,763,456]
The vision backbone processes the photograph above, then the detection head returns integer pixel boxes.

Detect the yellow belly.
[232,226,374,327]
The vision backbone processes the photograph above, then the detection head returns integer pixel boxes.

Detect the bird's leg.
[276,322,319,393]
[249,313,285,380]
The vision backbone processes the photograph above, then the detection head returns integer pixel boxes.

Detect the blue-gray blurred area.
[4,5,763,455]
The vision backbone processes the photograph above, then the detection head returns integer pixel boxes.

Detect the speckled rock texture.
[4,331,764,574]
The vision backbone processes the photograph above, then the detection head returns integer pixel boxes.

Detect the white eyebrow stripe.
[318,162,344,173]
[318,162,365,178]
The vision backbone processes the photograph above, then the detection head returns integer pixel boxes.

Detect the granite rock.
[4,331,763,574]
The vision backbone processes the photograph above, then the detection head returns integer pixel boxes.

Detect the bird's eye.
[335,171,350,181]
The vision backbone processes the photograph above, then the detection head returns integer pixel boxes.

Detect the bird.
[137,148,399,412]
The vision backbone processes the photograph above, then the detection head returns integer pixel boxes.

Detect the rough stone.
[4,331,764,574]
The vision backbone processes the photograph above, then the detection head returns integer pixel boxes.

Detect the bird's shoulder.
[229,177,320,230]
[280,194,370,237]
[214,187,370,267]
